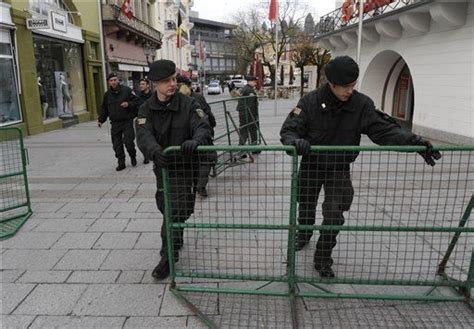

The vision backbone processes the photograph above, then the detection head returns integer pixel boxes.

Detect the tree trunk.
[300,66,305,97]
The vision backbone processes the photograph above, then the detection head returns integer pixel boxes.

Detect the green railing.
[0,127,32,239]
[207,97,267,177]
[161,145,473,328]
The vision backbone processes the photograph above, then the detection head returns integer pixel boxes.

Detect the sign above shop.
[51,12,67,33]
[26,18,50,30]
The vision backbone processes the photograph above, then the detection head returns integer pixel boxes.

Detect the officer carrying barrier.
[160,144,473,328]
[0,127,32,239]
[207,96,266,177]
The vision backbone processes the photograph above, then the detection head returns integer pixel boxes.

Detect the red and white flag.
[268,0,278,22]
[120,0,134,19]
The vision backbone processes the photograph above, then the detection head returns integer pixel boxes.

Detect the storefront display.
[0,30,21,126]
[33,35,86,120]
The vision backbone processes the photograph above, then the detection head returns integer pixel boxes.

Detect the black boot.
[315,263,335,278]
[143,158,150,164]
[151,257,170,280]
[295,231,313,251]
[198,187,208,198]
[131,156,137,167]
[116,159,126,171]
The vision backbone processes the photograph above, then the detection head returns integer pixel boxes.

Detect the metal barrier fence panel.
[161,145,473,327]
[208,97,266,177]
[0,127,32,239]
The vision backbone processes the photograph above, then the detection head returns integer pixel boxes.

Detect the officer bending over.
[136,60,212,280]
[280,56,441,278]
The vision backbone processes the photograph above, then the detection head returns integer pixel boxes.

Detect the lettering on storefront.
[26,18,50,30]
[51,12,67,33]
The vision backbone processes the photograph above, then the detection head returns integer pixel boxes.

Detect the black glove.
[410,136,442,166]
[292,139,311,156]
[153,150,170,168]
[181,140,199,155]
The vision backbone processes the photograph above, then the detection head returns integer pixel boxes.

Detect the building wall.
[330,2,474,143]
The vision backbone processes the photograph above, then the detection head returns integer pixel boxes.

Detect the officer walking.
[136,60,212,280]
[237,76,261,153]
[98,73,139,171]
[135,78,153,164]
[280,56,441,278]
[176,74,217,198]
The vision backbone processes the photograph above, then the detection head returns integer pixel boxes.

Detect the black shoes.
[295,231,313,251]
[197,187,208,198]
[143,158,150,164]
[116,161,126,171]
[315,264,335,278]
[131,157,137,167]
[152,257,170,280]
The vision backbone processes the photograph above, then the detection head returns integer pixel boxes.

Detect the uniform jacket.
[280,83,416,167]
[236,84,258,114]
[191,91,216,128]
[136,90,152,108]
[98,85,138,123]
[135,91,212,165]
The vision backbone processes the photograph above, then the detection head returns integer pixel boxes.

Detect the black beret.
[176,74,191,85]
[324,56,359,85]
[148,59,176,81]
[246,75,258,81]
[107,72,118,81]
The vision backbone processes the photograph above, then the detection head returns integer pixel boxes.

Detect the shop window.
[29,0,74,24]
[33,35,87,120]
[392,65,413,121]
[0,30,22,126]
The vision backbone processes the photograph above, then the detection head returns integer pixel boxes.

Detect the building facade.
[3,0,105,135]
[189,16,237,82]
[315,0,473,144]
[101,0,162,91]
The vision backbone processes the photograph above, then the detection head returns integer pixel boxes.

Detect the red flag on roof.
[269,0,278,22]
[120,0,134,19]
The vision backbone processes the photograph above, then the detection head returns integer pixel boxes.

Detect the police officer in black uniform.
[176,74,217,198]
[136,78,153,164]
[98,73,139,171]
[237,76,260,151]
[135,60,212,280]
[280,56,441,278]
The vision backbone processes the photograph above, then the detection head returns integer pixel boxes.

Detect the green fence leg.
[465,249,474,307]
[20,129,32,215]
[438,195,474,276]
[287,149,299,329]
[161,166,176,286]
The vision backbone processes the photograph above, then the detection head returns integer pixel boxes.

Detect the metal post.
[356,0,364,65]
[274,20,279,116]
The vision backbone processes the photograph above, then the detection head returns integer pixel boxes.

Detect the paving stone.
[67,271,120,283]
[29,315,126,328]
[136,202,158,213]
[115,212,158,219]
[0,315,36,328]
[34,218,95,232]
[134,232,160,249]
[52,232,101,249]
[125,218,160,232]
[105,202,141,212]
[73,284,165,316]
[1,232,63,249]
[54,250,110,270]
[0,284,36,314]
[2,250,66,270]
[59,202,111,213]
[186,316,209,328]
[159,284,218,316]
[1,270,26,283]
[100,250,158,270]
[32,212,68,219]
[13,284,87,316]
[87,218,130,232]
[123,316,187,328]
[16,271,71,283]
[116,271,145,283]
[29,202,66,213]
[93,232,139,249]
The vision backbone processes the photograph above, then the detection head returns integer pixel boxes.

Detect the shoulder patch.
[196,108,205,118]
[291,107,302,116]
[137,118,146,125]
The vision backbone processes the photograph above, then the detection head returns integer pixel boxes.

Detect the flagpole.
[273,19,278,116]
[356,0,364,65]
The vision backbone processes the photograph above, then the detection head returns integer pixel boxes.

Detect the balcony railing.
[315,0,432,37]
[102,4,162,44]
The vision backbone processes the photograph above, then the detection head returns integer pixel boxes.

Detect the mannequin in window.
[60,73,73,115]
[38,77,49,119]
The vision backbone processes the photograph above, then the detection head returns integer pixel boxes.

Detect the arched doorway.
[360,50,414,131]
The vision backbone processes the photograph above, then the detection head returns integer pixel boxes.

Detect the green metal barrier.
[207,97,267,177]
[161,145,473,327]
[0,127,32,239]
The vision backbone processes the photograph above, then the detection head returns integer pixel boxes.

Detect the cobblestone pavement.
[1,94,473,328]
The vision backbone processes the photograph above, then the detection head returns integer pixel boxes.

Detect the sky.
[192,0,336,23]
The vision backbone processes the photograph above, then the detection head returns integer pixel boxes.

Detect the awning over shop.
[118,63,149,72]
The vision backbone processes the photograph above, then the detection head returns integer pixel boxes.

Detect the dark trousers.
[298,162,354,267]
[197,151,217,190]
[238,110,259,145]
[154,166,196,260]
[111,120,136,161]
